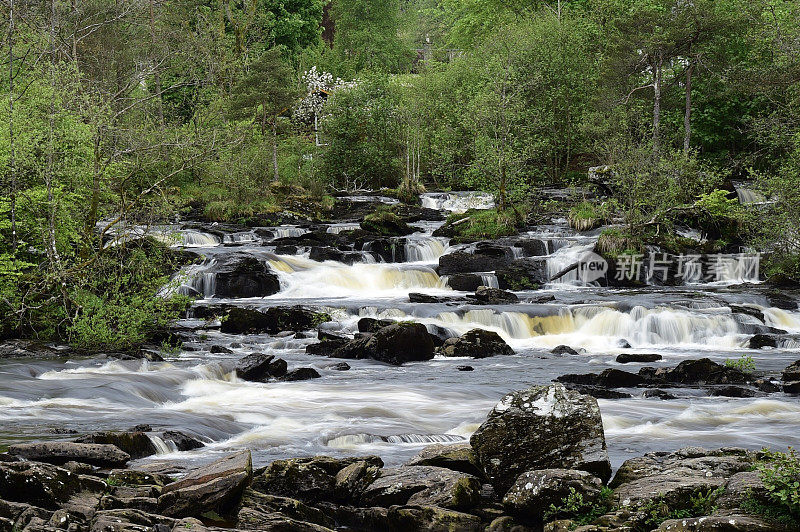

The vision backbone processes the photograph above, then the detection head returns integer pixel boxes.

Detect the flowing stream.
[2,192,799,470]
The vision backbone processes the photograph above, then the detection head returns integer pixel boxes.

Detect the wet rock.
[551,345,580,356]
[470,384,611,493]
[0,340,69,360]
[503,469,602,519]
[387,505,483,532]
[210,344,233,354]
[361,466,481,510]
[363,238,407,263]
[406,442,482,477]
[75,431,156,459]
[496,258,548,291]
[90,509,175,531]
[327,362,351,371]
[237,489,335,529]
[654,358,750,385]
[158,450,252,517]
[356,317,395,333]
[749,333,778,349]
[445,273,484,292]
[337,323,435,365]
[440,329,514,358]
[616,353,662,364]
[643,389,678,400]
[107,469,170,487]
[9,442,129,468]
[0,461,99,509]
[212,253,281,298]
[281,368,321,381]
[560,383,633,399]
[306,338,350,357]
[457,365,474,372]
[657,514,783,531]
[235,353,288,381]
[253,456,383,503]
[557,368,645,388]
[781,359,800,392]
[438,251,510,275]
[469,287,519,304]
[516,239,548,257]
[360,212,415,236]
[610,447,753,509]
[766,290,799,310]
[221,307,331,335]
[334,461,382,502]
[716,471,769,511]
[708,385,759,398]
[160,431,204,452]
[409,292,456,304]
[618,339,632,348]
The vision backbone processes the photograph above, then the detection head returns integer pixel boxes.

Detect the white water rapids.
[4,192,799,470]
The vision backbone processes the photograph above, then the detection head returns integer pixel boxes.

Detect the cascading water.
[420,192,495,213]
[405,237,449,263]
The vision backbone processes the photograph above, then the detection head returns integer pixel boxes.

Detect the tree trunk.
[272,117,279,183]
[47,0,59,264]
[684,60,693,154]
[652,50,663,158]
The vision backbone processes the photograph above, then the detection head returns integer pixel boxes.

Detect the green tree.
[229,48,298,186]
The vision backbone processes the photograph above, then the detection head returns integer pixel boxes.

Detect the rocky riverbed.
[2,191,800,531]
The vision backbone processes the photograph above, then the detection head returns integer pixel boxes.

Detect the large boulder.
[221,307,331,335]
[653,358,750,385]
[470,384,611,493]
[782,359,800,393]
[445,273,484,292]
[8,442,129,468]
[495,259,548,291]
[158,450,253,517]
[236,489,336,530]
[75,431,155,459]
[360,212,415,236]
[212,253,280,298]
[361,466,481,511]
[438,251,511,275]
[0,461,101,510]
[503,469,603,519]
[335,323,435,365]
[609,447,753,510]
[235,353,288,381]
[406,442,482,477]
[387,505,483,532]
[440,329,514,358]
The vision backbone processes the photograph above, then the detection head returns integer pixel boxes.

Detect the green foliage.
[543,486,615,526]
[725,353,756,373]
[755,448,800,520]
[636,488,722,531]
[568,200,618,231]
[445,208,519,242]
[320,76,403,189]
[695,190,742,220]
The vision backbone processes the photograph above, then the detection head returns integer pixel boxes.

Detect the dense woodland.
[1,0,799,349]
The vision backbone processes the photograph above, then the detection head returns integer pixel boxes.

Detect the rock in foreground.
[470,383,611,493]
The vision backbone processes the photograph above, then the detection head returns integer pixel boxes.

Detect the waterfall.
[327,223,361,234]
[222,232,259,244]
[405,237,449,263]
[480,273,499,288]
[179,230,221,247]
[148,435,178,455]
[272,226,309,239]
[326,433,465,448]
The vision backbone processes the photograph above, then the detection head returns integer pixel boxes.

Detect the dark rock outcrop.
[495,258,548,290]
[406,442,482,477]
[221,307,331,334]
[503,469,602,519]
[470,384,611,493]
[438,251,510,275]
[440,329,514,358]
[445,273,484,292]
[361,466,481,511]
[334,323,435,365]
[616,353,662,364]
[8,442,130,468]
[75,431,155,460]
[282,368,321,381]
[235,353,288,381]
[469,287,519,304]
[212,254,280,298]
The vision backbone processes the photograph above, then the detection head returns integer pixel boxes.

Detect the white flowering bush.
[292,66,358,126]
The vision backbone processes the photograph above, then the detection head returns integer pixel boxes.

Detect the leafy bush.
[443,208,520,242]
[568,200,618,231]
[725,354,756,373]
[636,488,722,531]
[756,448,800,521]
[694,189,742,220]
[544,486,615,526]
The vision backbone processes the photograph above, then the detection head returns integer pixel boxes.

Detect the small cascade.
[420,192,495,213]
[271,226,309,239]
[480,273,499,288]
[161,260,217,298]
[405,237,449,263]
[764,308,800,332]
[327,223,361,234]
[326,433,465,448]
[178,230,221,247]
[266,255,448,298]
[223,232,259,245]
[699,253,761,284]
[546,242,597,285]
[148,435,179,455]
[733,183,767,205]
